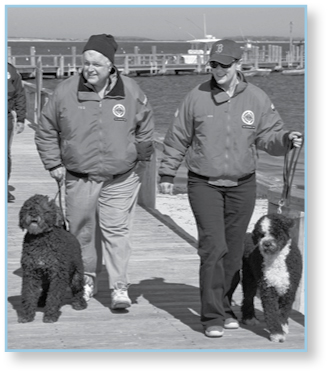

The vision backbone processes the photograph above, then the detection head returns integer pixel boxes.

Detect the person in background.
[7,62,26,202]
[159,39,303,338]
[35,34,155,310]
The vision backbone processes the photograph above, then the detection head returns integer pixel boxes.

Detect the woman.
[159,39,302,338]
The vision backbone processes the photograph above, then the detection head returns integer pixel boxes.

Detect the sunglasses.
[209,60,236,69]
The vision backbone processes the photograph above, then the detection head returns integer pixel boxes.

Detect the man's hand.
[49,166,65,186]
[16,121,25,134]
[136,141,154,161]
[159,182,174,195]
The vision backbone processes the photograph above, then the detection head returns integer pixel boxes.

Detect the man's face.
[82,50,112,89]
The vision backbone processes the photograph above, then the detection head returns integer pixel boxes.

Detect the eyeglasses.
[209,60,236,69]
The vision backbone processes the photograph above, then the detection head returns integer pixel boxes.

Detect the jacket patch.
[112,104,127,121]
[241,110,255,125]
[113,104,126,118]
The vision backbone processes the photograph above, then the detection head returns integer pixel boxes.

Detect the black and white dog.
[241,213,303,342]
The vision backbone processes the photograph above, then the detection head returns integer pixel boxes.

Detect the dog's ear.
[251,226,260,245]
[18,206,26,231]
[281,215,295,231]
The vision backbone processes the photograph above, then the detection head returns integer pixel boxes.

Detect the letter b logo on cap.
[216,44,224,54]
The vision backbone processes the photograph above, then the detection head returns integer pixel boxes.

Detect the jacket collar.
[78,66,125,101]
[211,71,248,104]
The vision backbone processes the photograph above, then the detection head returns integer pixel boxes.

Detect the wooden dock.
[8,43,304,78]
[6,122,306,351]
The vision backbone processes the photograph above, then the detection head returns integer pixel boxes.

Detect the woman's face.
[210,60,239,87]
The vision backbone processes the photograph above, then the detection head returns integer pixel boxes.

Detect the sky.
[6,3,306,41]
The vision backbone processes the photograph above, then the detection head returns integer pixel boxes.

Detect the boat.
[241,65,272,77]
[181,35,219,64]
[251,68,272,76]
[282,68,305,76]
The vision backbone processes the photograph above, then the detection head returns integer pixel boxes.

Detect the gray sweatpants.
[65,165,144,289]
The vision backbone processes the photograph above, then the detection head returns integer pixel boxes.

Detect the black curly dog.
[241,213,302,343]
[18,194,87,323]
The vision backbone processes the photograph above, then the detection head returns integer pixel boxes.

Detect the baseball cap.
[209,39,242,64]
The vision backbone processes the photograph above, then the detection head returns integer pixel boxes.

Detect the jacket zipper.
[224,100,231,174]
[98,101,104,175]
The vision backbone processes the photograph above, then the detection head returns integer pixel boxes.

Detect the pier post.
[254,46,259,69]
[8,46,13,64]
[35,57,43,124]
[57,56,65,78]
[30,46,36,68]
[123,55,130,75]
[196,54,202,74]
[134,46,140,65]
[159,55,167,75]
[138,153,157,209]
[71,46,77,73]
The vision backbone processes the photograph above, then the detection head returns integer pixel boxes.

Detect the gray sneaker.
[111,281,131,310]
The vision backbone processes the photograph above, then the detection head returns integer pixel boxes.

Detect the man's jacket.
[7,63,26,128]
[35,70,154,179]
[159,72,290,184]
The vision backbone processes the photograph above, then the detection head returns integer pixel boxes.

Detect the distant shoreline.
[7,37,301,44]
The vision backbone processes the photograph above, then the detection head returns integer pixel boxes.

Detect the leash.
[277,138,303,214]
[56,180,68,230]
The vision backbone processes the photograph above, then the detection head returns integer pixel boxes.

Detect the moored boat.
[282,68,305,75]
[181,35,219,64]
[241,67,272,77]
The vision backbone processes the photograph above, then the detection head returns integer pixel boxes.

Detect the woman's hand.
[288,131,303,148]
[159,182,174,195]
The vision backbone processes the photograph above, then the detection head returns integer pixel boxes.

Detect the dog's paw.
[242,317,260,326]
[72,299,88,310]
[18,315,34,323]
[269,333,286,343]
[43,315,59,323]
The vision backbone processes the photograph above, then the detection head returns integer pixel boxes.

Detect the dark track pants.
[188,171,256,328]
[7,115,14,181]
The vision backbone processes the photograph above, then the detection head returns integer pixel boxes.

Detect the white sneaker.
[111,281,131,310]
[83,275,97,302]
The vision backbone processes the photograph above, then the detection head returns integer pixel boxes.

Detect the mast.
[289,21,293,54]
[203,14,207,38]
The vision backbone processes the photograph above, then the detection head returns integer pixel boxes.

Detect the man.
[7,62,26,202]
[159,39,302,337]
[35,34,155,309]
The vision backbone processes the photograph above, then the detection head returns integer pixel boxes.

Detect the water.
[8,39,293,56]
[12,40,304,189]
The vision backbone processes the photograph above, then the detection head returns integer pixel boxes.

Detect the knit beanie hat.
[83,34,118,63]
